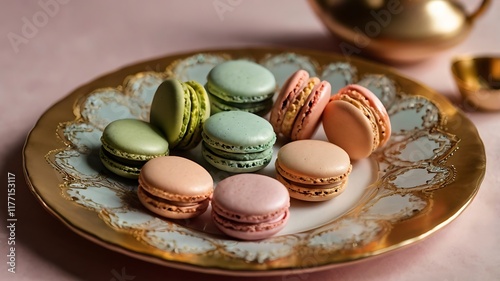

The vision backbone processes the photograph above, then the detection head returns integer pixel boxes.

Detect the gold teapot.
[308,0,491,63]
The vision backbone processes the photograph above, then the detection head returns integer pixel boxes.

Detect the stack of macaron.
[275,140,352,201]
[205,60,276,115]
[270,69,331,140]
[322,84,391,160]
[99,119,169,179]
[201,111,276,173]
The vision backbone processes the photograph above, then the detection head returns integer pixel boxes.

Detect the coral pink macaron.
[137,156,213,219]
[270,69,331,140]
[322,84,391,160]
[211,174,290,240]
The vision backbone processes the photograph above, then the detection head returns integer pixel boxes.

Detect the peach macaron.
[322,84,391,160]
[137,156,213,219]
[275,140,352,202]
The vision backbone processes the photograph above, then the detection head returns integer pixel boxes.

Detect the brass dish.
[23,47,486,276]
[451,55,500,111]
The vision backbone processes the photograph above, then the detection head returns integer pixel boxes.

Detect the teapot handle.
[467,0,491,22]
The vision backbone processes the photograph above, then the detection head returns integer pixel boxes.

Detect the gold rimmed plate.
[23,47,486,276]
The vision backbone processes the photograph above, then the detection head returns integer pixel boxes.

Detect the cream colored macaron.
[137,156,213,219]
[275,140,351,202]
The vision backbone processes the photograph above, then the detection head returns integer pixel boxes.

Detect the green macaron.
[201,111,276,173]
[100,118,169,179]
[205,60,276,114]
[150,79,210,150]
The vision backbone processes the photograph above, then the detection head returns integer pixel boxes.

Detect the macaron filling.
[270,70,309,132]
[201,131,276,154]
[280,78,319,137]
[202,150,272,173]
[276,173,347,200]
[275,160,352,185]
[176,83,200,149]
[211,198,288,224]
[208,92,273,114]
[138,186,209,214]
[100,147,148,168]
[138,174,212,203]
[212,209,289,232]
[206,82,275,103]
[291,80,331,140]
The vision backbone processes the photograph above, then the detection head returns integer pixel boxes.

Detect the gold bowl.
[451,56,500,111]
[308,0,491,63]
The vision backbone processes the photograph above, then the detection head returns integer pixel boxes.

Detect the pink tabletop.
[1,1,499,280]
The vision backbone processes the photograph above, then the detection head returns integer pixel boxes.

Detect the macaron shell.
[139,156,213,201]
[100,119,169,160]
[206,60,276,103]
[269,69,309,133]
[322,100,375,160]
[291,80,331,140]
[150,79,191,148]
[137,186,210,219]
[276,140,351,183]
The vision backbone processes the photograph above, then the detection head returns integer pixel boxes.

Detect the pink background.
[1,1,499,280]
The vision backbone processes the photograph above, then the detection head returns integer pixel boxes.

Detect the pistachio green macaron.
[201,111,276,173]
[100,118,169,179]
[150,79,210,150]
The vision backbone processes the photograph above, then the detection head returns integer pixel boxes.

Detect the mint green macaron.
[100,118,169,179]
[205,60,276,114]
[201,111,276,173]
[150,79,210,150]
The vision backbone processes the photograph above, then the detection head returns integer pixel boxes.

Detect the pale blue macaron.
[201,111,276,172]
[205,60,276,114]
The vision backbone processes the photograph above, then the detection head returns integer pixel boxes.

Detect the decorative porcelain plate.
[23,48,486,276]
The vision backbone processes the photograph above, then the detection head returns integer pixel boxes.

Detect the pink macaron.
[270,69,331,140]
[211,174,290,240]
[322,84,391,160]
[137,156,214,219]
